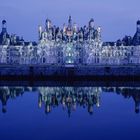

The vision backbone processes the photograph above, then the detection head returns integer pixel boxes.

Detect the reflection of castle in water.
[38,87,101,116]
[0,87,24,113]
[0,87,140,115]
[103,87,140,113]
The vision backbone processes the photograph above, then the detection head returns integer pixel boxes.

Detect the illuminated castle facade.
[0,17,140,65]
[38,16,102,65]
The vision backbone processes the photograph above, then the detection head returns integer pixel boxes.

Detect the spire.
[68,15,72,23]
[137,20,140,32]
[68,15,72,29]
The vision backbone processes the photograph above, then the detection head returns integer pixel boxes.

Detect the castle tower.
[63,23,67,33]
[89,18,94,29]
[97,26,102,42]
[38,25,43,40]
[2,20,7,33]
[133,20,140,46]
[73,23,77,32]
[45,18,52,31]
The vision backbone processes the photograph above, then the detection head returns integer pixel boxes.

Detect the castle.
[0,17,140,65]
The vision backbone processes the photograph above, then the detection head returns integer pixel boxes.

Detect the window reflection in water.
[0,87,140,116]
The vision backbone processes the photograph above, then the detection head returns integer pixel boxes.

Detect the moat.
[0,82,140,140]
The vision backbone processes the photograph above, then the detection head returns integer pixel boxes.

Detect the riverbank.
[0,65,140,86]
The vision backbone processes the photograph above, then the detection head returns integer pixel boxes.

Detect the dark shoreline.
[0,75,140,87]
[0,65,140,86]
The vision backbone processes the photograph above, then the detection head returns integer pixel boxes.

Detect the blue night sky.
[0,0,139,42]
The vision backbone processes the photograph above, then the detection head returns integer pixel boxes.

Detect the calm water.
[0,86,140,140]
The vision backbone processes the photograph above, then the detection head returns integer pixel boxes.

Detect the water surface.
[0,86,140,140]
